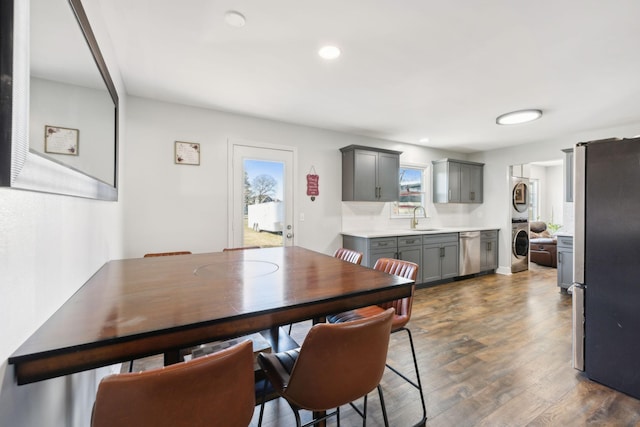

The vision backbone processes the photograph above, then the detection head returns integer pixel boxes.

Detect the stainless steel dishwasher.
[459,231,481,276]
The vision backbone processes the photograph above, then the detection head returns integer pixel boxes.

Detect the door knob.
[286,233,293,239]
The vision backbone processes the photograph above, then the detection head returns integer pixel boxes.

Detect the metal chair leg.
[377,385,390,427]
[257,379,269,427]
[385,327,427,427]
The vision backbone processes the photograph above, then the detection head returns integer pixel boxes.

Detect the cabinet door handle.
[448,189,451,201]
[558,252,562,264]
[487,242,491,251]
[397,251,402,259]
[470,191,475,201]
[440,247,444,257]
[378,242,388,246]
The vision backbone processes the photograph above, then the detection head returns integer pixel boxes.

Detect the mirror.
[0,0,118,200]
[512,182,528,212]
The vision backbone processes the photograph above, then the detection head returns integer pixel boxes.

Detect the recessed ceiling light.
[496,109,543,125]
[224,11,246,27]
[419,137,430,144]
[318,45,341,60]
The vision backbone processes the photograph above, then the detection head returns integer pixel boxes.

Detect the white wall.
[122,97,469,257]
[468,122,640,272]
[0,0,126,425]
[545,164,563,226]
[30,77,115,184]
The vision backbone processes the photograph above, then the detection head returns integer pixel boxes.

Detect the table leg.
[312,316,326,325]
[313,411,327,427]
[164,349,181,365]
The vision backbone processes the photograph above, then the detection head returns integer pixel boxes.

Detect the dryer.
[511,221,529,273]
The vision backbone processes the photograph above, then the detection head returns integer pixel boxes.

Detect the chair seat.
[327,305,409,332]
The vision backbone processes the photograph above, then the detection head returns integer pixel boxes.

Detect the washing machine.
[511,177,530,222]
[511,220,529,273]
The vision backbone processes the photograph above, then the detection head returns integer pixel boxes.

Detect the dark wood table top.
[9,246,413,385]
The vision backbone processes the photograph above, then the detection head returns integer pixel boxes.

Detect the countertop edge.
[341,227,500,238]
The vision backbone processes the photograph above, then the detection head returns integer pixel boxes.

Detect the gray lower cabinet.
[480,230,498,271]
[397,236,422,274]
[342,235,424,277]
[342,236,397,269]
[557,235,574,290]
[422,233,459,283]
[344,231,502,284]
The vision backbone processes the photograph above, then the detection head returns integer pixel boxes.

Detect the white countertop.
[341,226,500,239]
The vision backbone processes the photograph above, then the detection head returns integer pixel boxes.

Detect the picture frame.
[514,182,527,204]
[175,141,200,165]
[44,125,79,156]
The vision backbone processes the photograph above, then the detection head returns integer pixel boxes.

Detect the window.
[529,178,539,221]
[392,165,427,216]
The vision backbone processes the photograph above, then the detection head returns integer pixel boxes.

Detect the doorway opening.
[230,142,295,249]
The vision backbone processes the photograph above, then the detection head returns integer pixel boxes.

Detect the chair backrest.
[283,308,394,411]
[373,258,418,328]
[333,248,363,265]
[91,341,254,427]
[223,246,260,251]
[144,251,192,257]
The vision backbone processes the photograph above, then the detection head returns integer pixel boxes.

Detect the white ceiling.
[98,0,640,153]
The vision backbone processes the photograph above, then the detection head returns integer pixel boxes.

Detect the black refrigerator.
[571,136,640,399]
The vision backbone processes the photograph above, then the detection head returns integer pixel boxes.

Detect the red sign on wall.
[306,174,319,197]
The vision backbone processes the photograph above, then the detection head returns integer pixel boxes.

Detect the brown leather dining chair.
[92,341,255,427]
[327,258,427,426]
[333,247,363,265]
[257,308,395,427]
[143,251,192,257]
[223,246,260,251]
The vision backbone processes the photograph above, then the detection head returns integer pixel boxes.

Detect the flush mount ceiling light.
[496,109,543,125]
[318,45,341,60]
[224,10,246,27]
[419,137,430,144]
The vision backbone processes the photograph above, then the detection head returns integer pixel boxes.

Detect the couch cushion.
[530,221,547,233]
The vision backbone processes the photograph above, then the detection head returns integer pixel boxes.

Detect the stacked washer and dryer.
[511,177,530,273]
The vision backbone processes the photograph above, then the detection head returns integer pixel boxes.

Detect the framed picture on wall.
[175,141,200,165]
[44,125,79,156]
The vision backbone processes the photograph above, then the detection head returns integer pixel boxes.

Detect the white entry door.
[229,141,295,248]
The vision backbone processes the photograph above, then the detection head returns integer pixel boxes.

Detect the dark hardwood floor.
[254,264,640,426]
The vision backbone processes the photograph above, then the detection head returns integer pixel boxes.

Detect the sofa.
[529,221,557,268]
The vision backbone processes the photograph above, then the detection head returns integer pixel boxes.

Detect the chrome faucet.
[411,206,427,229]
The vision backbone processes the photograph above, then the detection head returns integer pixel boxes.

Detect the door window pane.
[243,159,284,247]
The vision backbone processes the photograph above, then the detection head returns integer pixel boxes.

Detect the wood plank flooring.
[254,264,640,426]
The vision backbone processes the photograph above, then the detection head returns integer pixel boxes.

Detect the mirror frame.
[0,0,119,201]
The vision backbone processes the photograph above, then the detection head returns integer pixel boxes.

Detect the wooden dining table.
[9,246,414,385]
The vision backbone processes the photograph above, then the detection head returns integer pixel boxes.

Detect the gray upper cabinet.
[432,159,484,204]
[562,148,574,202]
[341,145,402,202]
